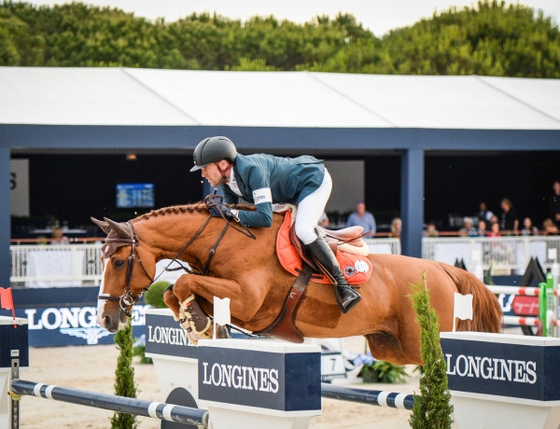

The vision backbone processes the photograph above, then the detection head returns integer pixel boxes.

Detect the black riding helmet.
[190,136,238,172]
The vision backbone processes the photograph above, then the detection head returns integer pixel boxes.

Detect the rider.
[190,135,361,313]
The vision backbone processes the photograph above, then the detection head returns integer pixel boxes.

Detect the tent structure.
[1,67,560,285]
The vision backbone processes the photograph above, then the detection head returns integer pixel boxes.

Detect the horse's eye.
[113,259,126,268]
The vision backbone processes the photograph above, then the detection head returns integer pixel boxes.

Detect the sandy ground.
[16,336,419,429]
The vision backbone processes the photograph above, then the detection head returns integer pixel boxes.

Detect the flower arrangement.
[353,353,408,384]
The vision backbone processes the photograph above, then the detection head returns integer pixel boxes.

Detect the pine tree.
[408,271,454,429]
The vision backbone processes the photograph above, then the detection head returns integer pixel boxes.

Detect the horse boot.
[178,294,212,344]
[307,236,362,313]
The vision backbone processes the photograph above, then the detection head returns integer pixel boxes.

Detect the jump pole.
[10,379,208,427]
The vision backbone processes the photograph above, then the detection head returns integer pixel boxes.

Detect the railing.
[422,235,560,275]
[10,243,104,287]
[11,236,559,287]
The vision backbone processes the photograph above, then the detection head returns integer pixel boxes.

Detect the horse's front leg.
[171,273,265,343]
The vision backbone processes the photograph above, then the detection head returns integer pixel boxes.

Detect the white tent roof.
[1,66,560,129]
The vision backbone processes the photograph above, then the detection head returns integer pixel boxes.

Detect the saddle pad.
[276,210,372,285]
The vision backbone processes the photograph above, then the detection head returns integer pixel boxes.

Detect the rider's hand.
[209,205,240,222]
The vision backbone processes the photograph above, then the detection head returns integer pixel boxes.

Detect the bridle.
[98,199,255,318]
[98,222,154,317]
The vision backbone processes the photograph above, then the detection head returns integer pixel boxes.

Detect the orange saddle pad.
[276,210,372,285]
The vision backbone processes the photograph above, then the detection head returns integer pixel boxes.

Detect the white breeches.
[294,169,332,245]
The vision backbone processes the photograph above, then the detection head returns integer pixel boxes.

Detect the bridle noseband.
[98,222,154,317]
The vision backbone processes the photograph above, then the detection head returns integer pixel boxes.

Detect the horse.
[92,202,502,366]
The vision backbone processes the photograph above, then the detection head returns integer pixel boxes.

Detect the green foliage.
[144,280,170,309]
[408,272,454,429]
[112,319,138,429]
[1,0,559,76]
[360,360,408,384]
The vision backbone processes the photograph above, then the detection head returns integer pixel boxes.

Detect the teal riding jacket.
[221,153,325,227]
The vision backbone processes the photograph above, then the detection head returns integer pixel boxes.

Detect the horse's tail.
[440,263,503,333]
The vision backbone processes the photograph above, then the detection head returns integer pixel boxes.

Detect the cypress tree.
[408,271,454,429]
[111,319,138,429]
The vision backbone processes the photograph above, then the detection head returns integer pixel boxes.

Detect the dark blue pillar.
[0,147,10,286]
[400,149,424,257]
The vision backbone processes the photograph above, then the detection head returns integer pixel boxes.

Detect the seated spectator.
[458,217,477,237]
[487,221,502,237]
[346,202,376,237]
[542,218,559,235]
[477,219,488,237]
[521,217,539,236]
[389,217,402,239]
[424,221,439,237]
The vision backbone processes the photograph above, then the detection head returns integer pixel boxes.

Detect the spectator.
[477,202,494,223]
[500,198,519,234]
[489,214,500,226]
[50,226,69,244]
[487,221,502,237]
[346,202,376,237]
[477,219,488,237]
[458,217,477,237]
[424,221,439,237]
[521,217,539,236]
[389,217,402,239]
[548,180,560,224]
[542,218,559,236]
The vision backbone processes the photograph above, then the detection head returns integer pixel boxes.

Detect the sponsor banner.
[145,311,199,359]
[198,345,321,412]
[441,337,560,401]
[1,287,148,347]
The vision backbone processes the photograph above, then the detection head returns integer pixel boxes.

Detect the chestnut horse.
[92,202,502,365]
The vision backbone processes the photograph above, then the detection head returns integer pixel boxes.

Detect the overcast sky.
[27,0,560,36]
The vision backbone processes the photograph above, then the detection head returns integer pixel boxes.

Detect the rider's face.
[201,162,224,187]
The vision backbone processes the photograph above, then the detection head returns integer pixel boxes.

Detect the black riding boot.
[307,237,362,313]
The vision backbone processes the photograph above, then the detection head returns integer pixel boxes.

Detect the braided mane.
[138,202,207,220]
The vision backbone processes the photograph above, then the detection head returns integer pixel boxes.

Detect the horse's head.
[91,216,156,333]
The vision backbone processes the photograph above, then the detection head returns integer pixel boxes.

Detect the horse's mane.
[136,201,256,221]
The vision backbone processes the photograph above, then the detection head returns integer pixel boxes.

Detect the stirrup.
[334,283,361,314]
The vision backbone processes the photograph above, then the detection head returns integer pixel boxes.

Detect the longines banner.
[441,334,560,402]
[0,287,148,347]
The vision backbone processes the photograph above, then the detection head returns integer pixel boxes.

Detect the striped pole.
[11,379,208,427]
[321,382,414,410]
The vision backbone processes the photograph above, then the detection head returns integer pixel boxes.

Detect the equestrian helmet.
[190,136,238,172]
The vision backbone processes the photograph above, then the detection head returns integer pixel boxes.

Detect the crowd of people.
[425,180,560,238]
[325,180,560,239]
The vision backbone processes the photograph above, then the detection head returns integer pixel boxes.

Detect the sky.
[26,0,560,36]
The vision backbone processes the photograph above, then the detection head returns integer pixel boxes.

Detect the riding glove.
[209,205,240,222]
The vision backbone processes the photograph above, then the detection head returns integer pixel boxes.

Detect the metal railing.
[422,235,560,275]
[11,236,559,287]
[10,243,104,287]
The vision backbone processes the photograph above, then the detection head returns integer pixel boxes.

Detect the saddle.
[276,209,372,284]
[256,209,372,343]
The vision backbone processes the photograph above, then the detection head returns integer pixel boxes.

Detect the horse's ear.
[103,217,131,239]
[91,217,111,234]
